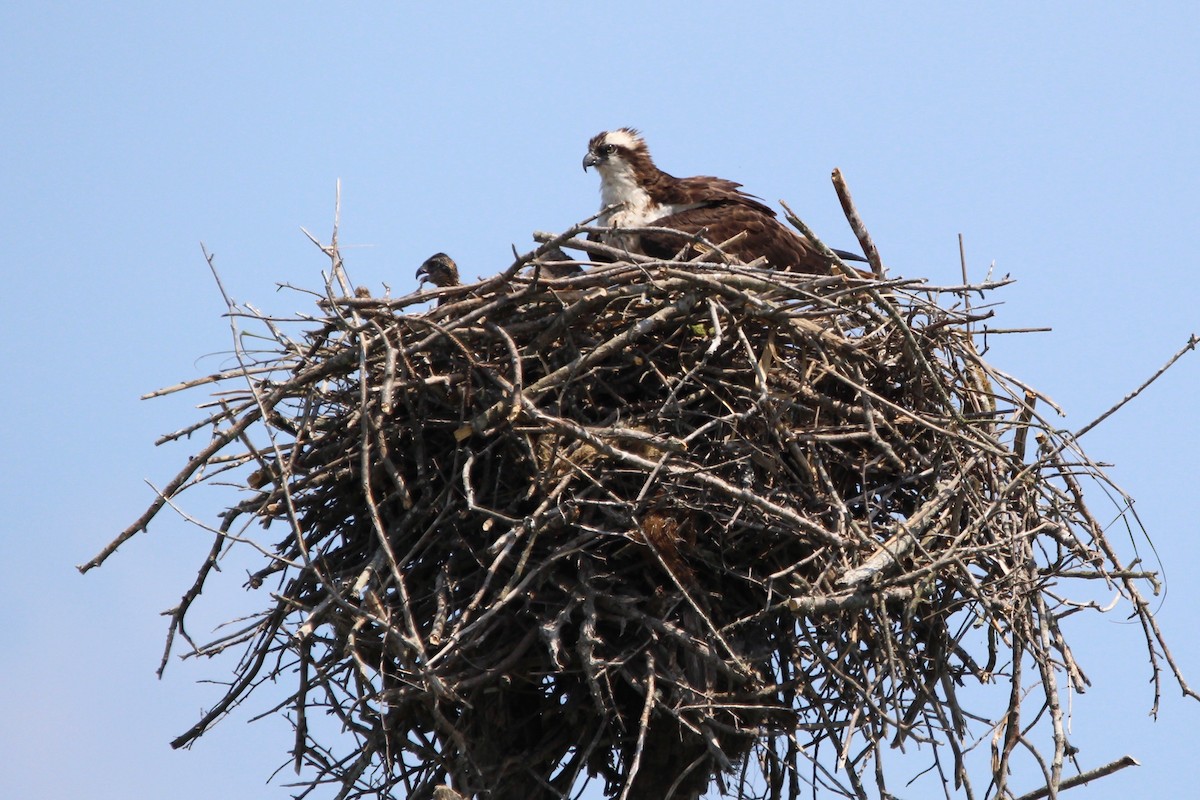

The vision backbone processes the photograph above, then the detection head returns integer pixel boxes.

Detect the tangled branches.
[84,213,1193,800]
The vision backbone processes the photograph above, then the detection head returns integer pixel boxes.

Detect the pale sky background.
[3,3,1198,799]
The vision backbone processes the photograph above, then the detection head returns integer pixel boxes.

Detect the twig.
[1012,755,1140,800]
[831,168,885,279]
[1073,333,1198,440]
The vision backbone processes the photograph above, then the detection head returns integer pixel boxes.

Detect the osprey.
[416,252,460,290]
[583,128,864,274]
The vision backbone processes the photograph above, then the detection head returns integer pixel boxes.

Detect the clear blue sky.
[3,3,1197,799]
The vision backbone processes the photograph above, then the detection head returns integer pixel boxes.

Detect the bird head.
[582,127,647,174]
[416,252,459,289]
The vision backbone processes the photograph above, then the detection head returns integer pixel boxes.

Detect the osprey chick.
[583,128,864,274]
[416,252,460,289]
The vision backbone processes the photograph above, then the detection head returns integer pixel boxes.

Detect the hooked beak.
[582,151,600,171]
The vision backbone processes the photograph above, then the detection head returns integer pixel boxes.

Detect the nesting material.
[85,214,1188,800]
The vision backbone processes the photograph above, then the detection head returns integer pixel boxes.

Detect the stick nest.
[88,221,1188,800]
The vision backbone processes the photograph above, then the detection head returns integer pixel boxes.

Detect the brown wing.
[638,199,835,274]
[651,174,779,218]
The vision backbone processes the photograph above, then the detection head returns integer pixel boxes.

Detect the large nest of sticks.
[86,206,1191,800]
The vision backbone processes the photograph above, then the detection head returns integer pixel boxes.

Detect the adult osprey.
[583,128,864,274]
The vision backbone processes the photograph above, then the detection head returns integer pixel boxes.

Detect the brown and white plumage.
[582,128,864,274]
[416,252,460,289]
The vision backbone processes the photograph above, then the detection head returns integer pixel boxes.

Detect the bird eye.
[603,144,616,155]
